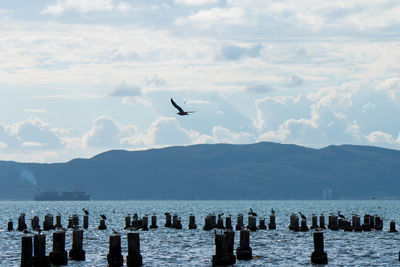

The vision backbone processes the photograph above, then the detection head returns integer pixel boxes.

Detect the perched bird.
[82,208,89,215]
[338,211,345,219]
[100,214,107,220]
[270,208,275,215]
[299,212,306,220]
[171,98,195,116]
[218,213,224,219]
[248,208,257,217]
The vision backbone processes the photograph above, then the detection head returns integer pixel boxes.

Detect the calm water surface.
[1,200,400,266]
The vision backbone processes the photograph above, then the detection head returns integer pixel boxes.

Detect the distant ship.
[34,190,90,201]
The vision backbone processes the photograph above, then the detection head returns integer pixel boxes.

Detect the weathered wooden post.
[141,216,149,231]
[172,214,178,229]
[374,216,383,230]
[300,219,309,232]
[72,214,79,228]
[150,215,158,229]
[236,214,244,230]
[204,215,214,231]
[69,229,85,261]
[67,218,74,229]
[210,214,217,229]
[328,215,339,231]
[125,216,131,230]
[268,214,276,230]
[31,216,40,231]
[289,214,299,232]
[362,215,372,231]
[49,231,68,265]
[43,214,55,231]
[188,214,197,229]
[127,232,142,267]
[164,213,172,228]
[247,216,257,232]
[212,231,236,266]
[7,219,13,231]
[236,230,252,260]
[33,234,50,266]
[390,220,397,232]
[107,234,123,267]
[310,232,327,264]
[225,216,232,230]
[370,215,375,229]
[353,215,362,232]
[98,219,107,230]
[175,217,183,229]
[55,214,62,228]
[132,213,139,229]
[83,215,88,229]
[319,215,326,229]
[21,235,33,267]
[258,218,267,230]
[217,215,225,229]
[18,213,28,231]
[310,215,318,230]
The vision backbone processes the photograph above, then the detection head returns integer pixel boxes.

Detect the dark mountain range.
[1,142,400,200]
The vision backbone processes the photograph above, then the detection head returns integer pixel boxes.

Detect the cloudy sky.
[1,0,400,162]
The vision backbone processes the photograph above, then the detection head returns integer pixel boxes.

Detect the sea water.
[0,200,400,266]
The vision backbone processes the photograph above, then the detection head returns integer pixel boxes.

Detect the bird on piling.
[218,213,224,219]
[170,98,195,116]
[82,208,89,215]
[248,208,257,217]
[338,211,345,219]
[100,214,107,220]
[299,212,306,220]
[271,208,275,215]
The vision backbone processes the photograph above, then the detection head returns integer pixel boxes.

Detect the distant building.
[322,188,333,200]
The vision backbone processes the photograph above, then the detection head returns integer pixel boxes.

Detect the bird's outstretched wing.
[171,98,184,113]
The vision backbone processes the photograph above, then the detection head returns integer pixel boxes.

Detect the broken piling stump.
[164,213,172,228]
[21,235,33,267]
[310,232,327,264]
[390,220,397,232]
[33,234,50,267]
[107,234,123,267]
[7,220,13,231]
[49,231,68,266]
[236,214,244,231]
[212,230,236,266]
[98,219,107,230]
[55,214,62,228]
[150,215,158,229]
[247,216,257,232]
[268,214,276,230]
[236,230,252,260]
[69,229,85,261]
[18,213,27,231]
[188,214,197,229]
[125,216,131,230]
[225,216,232,230]
[127,232,142,267]
[258,218,267,230]
[83,215,89,229]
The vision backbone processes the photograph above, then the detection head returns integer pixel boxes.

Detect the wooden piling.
[172,214,178,229]
[67,218,74,229]
[127,232,142,267]
[374,216,383,230]
[310,232,327,264]
[246,216,257,232]
[236,214,244,231]
[258,218,267,230]
[33,234,50,267]
[175,217,183,229]
[69,229,85,261]
[107,234,123,267]
[268,214,276,230]
[125,216,131,230]
[18,213,27,231]
[7,220,13,231]
[21,235,33,267]
[72,214,79,228]
[225,216,232,230]
[98,219,107,230]
[55,214,62,228]
[212,230,236,266]
[132,213,139,229]
[319,215,326,229]
[328,215,339,231]
[217,216,225,229]
[164,213,172,228]
[362,215,372,231]
[390,220,397,232]
[43,214,54,231]
[188,214,197,229]
[300,219,309,232]
[31,216,40,231]
[83,215,88,229]
[150,215,158,229]
[141,216,149,231]
[236,230,252,260]
[49,231,68,265]
[310,215,318,230]
[204,215,214,231]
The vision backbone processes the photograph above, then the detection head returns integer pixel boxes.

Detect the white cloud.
[365,131,394,144]
[175,0,218,5]
[375,78,400,99]
[175,7,245,28]
[42,0,115,15]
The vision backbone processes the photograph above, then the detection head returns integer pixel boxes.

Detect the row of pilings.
[10,210,400,266]
[288,213,386,232]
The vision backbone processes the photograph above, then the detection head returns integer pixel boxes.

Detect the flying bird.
[170,98,195,116]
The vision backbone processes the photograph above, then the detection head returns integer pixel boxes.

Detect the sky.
[1,0,400,162]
